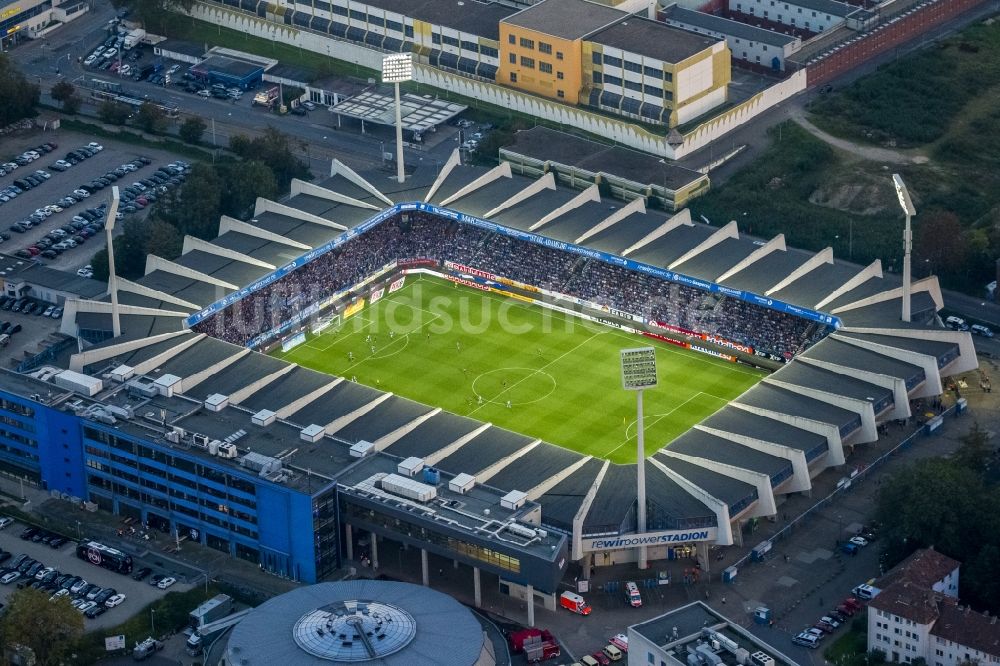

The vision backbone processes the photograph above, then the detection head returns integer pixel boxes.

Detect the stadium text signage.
[584,527,717,552]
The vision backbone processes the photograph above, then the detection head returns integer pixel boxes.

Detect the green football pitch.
[273,277,765,463]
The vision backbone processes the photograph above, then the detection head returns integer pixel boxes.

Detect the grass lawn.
[273,277,764,463]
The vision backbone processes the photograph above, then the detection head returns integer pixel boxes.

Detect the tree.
[952,422,991,472]
[229,127,310,192]
[62,94,82,115]
[111,0,196,33]
[135,101,167,134]
[98,100,130,125]
[0,54,40,126]
[219,160,277,218]
[178,116,207,144]
[0,588,83,665]
[915,211,968,281]
[157,163,222,239]
[50,80,77,109]
[90,216,184,282]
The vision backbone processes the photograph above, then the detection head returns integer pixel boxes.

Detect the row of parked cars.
[0,547,128,620]
[9,156,178,261]
[83,31,129,71]
[11,203,110,260]
[0,142,59,206]
[0,141,57,178]
[0,295,60,318]
[792,597,863,648]
[114,161,190,216]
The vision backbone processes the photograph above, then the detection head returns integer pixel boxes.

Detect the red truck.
[510,628,561,663]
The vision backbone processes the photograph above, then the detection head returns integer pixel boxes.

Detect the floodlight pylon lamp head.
[382,53,413,83]
[892,174,916,217]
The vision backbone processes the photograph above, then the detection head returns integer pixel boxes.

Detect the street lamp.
[892,174,916,322]
[150,608,156,636]
[620,347,658,570]
[381,53,412,184]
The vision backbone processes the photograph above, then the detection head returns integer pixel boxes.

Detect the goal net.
[311,311,341,335]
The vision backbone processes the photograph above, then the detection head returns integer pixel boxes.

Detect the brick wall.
[804,0,991,86]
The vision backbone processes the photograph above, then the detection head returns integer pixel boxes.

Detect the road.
[13,5,458,177]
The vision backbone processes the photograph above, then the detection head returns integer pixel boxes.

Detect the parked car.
[156,577,176,589]
[105,593,126,607]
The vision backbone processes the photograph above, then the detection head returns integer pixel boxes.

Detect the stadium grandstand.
[0,150,977,624]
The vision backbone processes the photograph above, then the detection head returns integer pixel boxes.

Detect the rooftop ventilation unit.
[127,378,158,398]
[380,473,437,503]
[217,442,238,459]
[252,409,276,427]
[350,440,375,458]
[54,370,103,397]
[397,457,424,477]
[204,394,229,412]
[448,473,475,495]
[192,433,209,448]
[153,373,182,397]
[110,365,135,383]
[300,424,325,443]
[702,629,738,654]
[505,522,538,540]
[241,451,283,477]
[208,440,222,456]
[104,404,133,420]
[750,652,775,666]
[500,490,527,511]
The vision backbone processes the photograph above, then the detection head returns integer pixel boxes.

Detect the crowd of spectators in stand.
[194,212,827,356]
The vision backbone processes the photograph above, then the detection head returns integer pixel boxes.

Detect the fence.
[728,401,961,574]
[188,0,806,159]
[16,336,77,373]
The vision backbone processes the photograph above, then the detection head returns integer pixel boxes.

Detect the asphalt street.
[14,4,458,176]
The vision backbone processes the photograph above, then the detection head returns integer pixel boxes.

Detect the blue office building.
[0,369,567,593]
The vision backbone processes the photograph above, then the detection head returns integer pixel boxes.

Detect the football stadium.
[0,152,978,622]
[272,276,767,463]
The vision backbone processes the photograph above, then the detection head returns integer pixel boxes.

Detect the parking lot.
[0,131,187,272]
[0,518,191,630]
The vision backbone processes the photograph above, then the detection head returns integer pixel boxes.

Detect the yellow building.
[499,0,731,127]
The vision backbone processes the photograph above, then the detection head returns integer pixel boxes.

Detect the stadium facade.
[0,152,977,623]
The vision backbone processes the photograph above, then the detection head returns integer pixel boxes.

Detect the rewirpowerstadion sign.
[583,527,718,552]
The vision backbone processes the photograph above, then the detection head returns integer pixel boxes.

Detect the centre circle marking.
[471,367,557,405]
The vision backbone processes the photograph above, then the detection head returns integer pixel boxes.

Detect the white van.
[602,644,624,661]
[945,316,969,331]
[852,583,879,600]
[971,324,994,338]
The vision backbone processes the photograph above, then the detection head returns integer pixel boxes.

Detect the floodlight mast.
[621,347,658,570]
[382,54,413,184]
[892,174,916,323]
[105,186,122,338]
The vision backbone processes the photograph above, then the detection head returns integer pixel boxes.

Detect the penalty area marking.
[605,391,729,458]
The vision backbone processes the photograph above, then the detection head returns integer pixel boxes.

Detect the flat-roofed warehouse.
[190,54,265,89]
